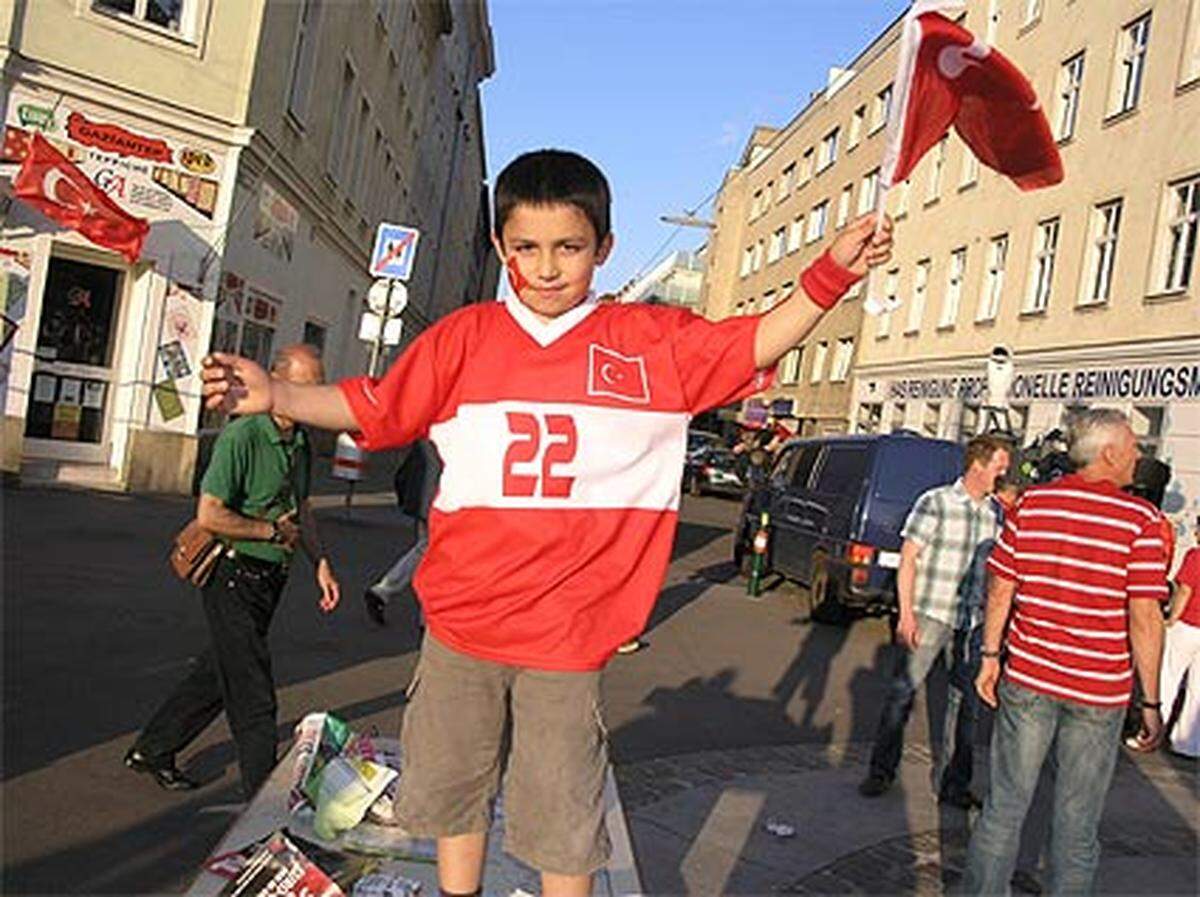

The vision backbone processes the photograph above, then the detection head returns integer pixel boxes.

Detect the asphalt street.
[2,481,1195,894]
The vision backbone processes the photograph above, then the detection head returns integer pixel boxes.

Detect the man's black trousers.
[133,554,287,799]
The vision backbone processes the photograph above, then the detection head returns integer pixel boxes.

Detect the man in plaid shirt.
[860,435,1011,806]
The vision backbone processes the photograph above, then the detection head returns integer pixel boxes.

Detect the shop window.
[923,402,942,437]
[302,320,327,356]
[890,402,907,432]
[239,320,275,369]
[1131,405,1165,458]
[857,403,883,434]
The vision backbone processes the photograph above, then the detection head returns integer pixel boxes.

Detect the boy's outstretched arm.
[200,353,359,431]
[753,213,893,369]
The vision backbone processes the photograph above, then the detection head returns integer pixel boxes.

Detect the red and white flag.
[880,0,1063,192]
[13,133,149,263]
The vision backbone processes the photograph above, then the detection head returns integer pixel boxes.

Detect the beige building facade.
[0,0,496,492]
[703,0,1200,543]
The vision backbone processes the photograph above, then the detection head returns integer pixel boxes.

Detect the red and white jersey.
[340,294,771,670]
[987,474,1169,706]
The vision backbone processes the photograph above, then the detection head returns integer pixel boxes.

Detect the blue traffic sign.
[369,223,421,280]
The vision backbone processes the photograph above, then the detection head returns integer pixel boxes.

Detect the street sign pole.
[367,279,395,377]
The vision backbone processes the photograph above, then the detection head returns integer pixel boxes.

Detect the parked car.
[683,446,745,497]
[734,431,963,622]
[686,428,725,460]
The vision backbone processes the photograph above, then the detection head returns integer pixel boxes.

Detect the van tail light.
[847,542,876,566]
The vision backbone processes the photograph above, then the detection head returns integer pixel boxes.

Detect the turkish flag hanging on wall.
[881,1,1063,191]
[13,133,149,263]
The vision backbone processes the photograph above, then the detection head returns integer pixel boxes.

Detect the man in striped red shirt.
[964,409,1167,895]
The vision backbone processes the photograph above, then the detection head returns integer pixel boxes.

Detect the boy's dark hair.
[493,149,611,244]
[963,434,1012,473]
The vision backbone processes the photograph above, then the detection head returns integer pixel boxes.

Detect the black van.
[734,432,963,619]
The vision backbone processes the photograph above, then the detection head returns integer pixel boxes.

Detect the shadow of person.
[770,618,855,745]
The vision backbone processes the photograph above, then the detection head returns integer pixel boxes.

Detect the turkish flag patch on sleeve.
[587,344,650,404]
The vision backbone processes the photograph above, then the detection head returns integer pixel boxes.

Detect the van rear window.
[812,446,869,493]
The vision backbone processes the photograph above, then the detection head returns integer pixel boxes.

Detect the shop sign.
[178,147,216,175]
[66,111,172,163]
[253,183,299,262]
[17,104,54,131]
[244,285,282,327]
[868,360,1200,405]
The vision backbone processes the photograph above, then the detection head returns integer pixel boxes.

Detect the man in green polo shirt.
[124,345,341,797]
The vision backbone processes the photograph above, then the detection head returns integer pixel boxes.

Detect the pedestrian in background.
[125,345,341,798]
[859,435,1010,807]
[364,439,441,627]
[1159,516,1200,757]
[964,409,1168,895]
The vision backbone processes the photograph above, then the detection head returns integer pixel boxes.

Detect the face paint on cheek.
[506,255,531,295]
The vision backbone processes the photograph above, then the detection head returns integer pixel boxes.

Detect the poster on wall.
[157,339,192,380]
[0,90,225,229]
[0,248,30,393]
[153,379,185,423]
[253,182,299,262]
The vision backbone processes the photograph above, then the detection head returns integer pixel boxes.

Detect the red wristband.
[800,250,862,310]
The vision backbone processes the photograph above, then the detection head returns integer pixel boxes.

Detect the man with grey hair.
[124,344,341,798]
[963,409,1168,894]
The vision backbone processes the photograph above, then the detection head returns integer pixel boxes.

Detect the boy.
[201,150,892,897]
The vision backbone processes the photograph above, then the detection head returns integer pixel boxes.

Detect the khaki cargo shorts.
[395,633,612,876]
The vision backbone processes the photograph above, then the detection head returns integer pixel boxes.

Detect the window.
[740,246,754,277]
[1055,52,1085,141]
[978,234,1008,321]
[779,347,803,385]
[959,148,979,188]
[286,0,322,125]
[906,259,930,333]
[752,240,764,272]
[848,106,866,150]
[859,168,880,215]
[801,148,814,184]
[1082,199,1122,305]
[940,247,966,327]
[239,320,275,369]
[871,84,892,133]
[894,178,912,217]
[93,0,193,36]
[787,216,804,253]
[760,290,777,312]
[830,337,854,382]
[890,402,907,432]
[1025,217,1060,313]
[813,446,870,492]
[818,128,839,172]
[986,0,1001,43]
[836,184,853,228]
[765,182,774,209]
[768,227,785,264]
[1110,14,1151,116]
[807,201,828,243]
[926,136,947,202]
[810,340,829,383]
[781,280,794,302]
[348,96,371,209]
[856,403,883,435]
[1131,405,1165,458]
[1161,175,1199,292]
[1022,0,1042,27]
[789,443,821,488]
[750,190,762,221]
[780,164,795,200]
[362,124,384,213]
[328,62,356,180]
[1182,0,1200,87]
[922,402,942,437]
[302,320,327,356]
[878,268,899,338]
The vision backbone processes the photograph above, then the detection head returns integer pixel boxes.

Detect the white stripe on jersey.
[1020,508,1141,534]
[1019,530,1131,554]
[1013,552,1127,577]
[1036,488,1158,522]
[1010,623,1130,661]
[1006,667,1130,705]
[1007,643,1131,680]
[1013,612,1130,640]
[430,400,689,512]
[1020,574,1125,599]
[1017,593,1126,617]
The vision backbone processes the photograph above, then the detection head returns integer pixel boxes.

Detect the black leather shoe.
[939,789,983,810]
[124,748,199,791]
[364,589,387,626]
[858,773,892,797]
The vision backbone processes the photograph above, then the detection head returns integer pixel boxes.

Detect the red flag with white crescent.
[881,1,1062,191]
[13,132,150,263]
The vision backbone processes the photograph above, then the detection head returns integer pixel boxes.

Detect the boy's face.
[493,202,613,321]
